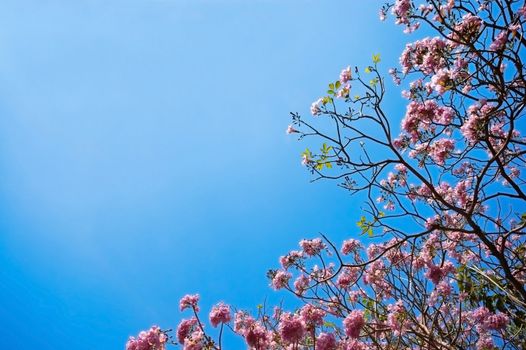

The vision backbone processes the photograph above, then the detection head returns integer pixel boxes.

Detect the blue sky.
[0,1,407,348]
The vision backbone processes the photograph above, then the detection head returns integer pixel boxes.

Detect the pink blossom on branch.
[391,0,412,26]
[299,303,326,328]
[286,125,298,134]
[179,294,200,312]
[401,100,454,142]
[291,274,310,296]
[339,66,352,84]
[399,37,450,74]
[489,30,508,51]
[209,302,231,327]
[448,13,482,45]
[271,269,291,290]
[299,238,325,256]
[343,310,365,338]
[311,98,323,116]
[176,318,197,344]
[126,326,168,350]
[279,312,306,344]
[316,332,338,350]
[428,138,455,165]
[387,300,410,336]
[341,238,361,255]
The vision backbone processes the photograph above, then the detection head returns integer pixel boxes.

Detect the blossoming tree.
[126,1,526,349]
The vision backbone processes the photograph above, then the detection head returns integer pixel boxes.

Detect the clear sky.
[0,1,408,349]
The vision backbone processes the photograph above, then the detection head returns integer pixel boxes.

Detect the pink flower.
[486,312,509,331]
[429,138,455,165]
[343,310,365,338]
[271,270,291,290]
[209,302,231,327]
[126,326,167,350]
[244,323,270,349]
[234,311,256,334]
[448,13,482,45]
[311,98,323,116]
[364,259,391,297]
[280,250,303,269]
[299,238,325,256]
[343,339,367,350]
[461,102,495,144]
[389,68,401,85]
[435,280,452,296]
[391,0,412,26]
[286,125,298,134]
[490,30,508,51]
[299,304,326,328]
[294,274,310,295]
[387,300,410,335]
[425,261,455,284]
[176,318,197,344]
[399,37,449,74]
[468,307,509,332]
[180,294,200,312]
[183,330,204,350]
[341,239,361,255]
[279,312,306,344]
[401,100,454,142]
[340,66,352,84]
[476,335,494,350]
[337,267,359,289]
[317,332,338,350]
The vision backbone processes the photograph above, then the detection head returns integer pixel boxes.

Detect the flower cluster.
[343,310,365,338]
[387,300,410,336]
[400,37,449,74]
[271,269,292,290]
[299,238,325,256]
[126,326,167,350]
[448,13,482,45]
[460,101,494,144]
[400,100,454,142]
[209,302,231,327]
[179,294,200,312]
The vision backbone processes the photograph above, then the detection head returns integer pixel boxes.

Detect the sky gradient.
[0,1,408,348]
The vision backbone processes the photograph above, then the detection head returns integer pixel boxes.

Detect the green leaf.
[372,53,381,64]
[329,83,334,90]
[327,90,334,95]
[335,81,341,89]
[357,216,366,226]
[321,143,331,155]
[302,148,312,158]
[323,321,336,328]
[364,67,371,73]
